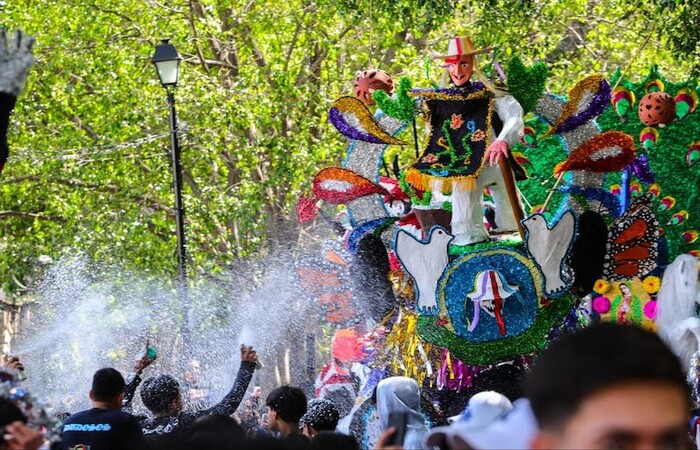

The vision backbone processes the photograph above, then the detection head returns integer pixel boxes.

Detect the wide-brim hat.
[433,36,494,63]
[468,270,518,302]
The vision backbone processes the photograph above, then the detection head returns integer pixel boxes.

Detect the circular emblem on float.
[417,247,573,365]
[441,248,541,342]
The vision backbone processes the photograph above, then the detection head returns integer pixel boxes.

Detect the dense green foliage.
[0,0,697,298]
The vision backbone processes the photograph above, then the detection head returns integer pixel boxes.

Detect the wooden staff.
[498,154,526,240]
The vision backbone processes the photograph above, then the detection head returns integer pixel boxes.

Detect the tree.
[0,0,695,300]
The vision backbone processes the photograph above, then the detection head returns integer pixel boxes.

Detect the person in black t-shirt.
[59,368,145,450]
[122,344,258,449]
[266,386,309,450]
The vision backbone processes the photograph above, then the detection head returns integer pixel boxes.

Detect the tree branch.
[1,175,176,216]
[187,0,211,75]
[0,211,65,223]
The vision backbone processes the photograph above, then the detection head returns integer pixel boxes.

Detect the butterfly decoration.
[603,193,660,281]
[295,249,358,326]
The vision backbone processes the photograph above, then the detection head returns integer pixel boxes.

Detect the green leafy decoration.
[506,55,548,114]
[373,77,416,122]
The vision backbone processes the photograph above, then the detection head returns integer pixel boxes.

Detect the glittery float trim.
[404,167,477,193]
[545,74,611,136]
[329,96,407,146]
[558,130,636,173]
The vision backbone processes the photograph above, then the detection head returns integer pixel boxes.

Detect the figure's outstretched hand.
[486,139,509,166]
[0,29,35,96]
[240,344,258,364]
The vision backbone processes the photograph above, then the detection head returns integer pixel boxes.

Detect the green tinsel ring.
[417,292,574,365]
[448,239,522,256]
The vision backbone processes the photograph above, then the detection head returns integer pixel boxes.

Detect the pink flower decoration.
[471,129,486,142]
[592,296,611,314]
[643,300,657,319]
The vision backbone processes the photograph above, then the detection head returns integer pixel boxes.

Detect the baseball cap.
[426,398,537,450]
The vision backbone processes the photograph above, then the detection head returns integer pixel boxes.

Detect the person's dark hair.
[140,374,180,414]
[91,368,125,402]
[309,432,359,450]
[187,414,244,449]
[300,398,340,431]
[266,385,307,424]
[525,323,690,430]
[0,398,26,427]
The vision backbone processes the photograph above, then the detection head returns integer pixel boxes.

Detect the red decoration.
[313,167,389,204]
[296,195,319,223]
[557,131,636,173]
[354,69,394,106]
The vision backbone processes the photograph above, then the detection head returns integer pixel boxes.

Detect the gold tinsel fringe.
[405,168,477,194]
[382,309,433,385]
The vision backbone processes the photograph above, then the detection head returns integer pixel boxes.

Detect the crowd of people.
[0,323,695,449]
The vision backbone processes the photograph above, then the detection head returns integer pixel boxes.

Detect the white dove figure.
[656,254,700,371]
[522,210,576,295]
[395,226,453,314]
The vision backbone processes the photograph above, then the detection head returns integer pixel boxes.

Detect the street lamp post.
[151,39,190,350]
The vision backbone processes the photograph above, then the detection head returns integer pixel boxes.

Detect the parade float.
[294,33,700,446]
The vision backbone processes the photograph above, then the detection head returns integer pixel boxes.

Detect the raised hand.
[1,354,24,372]
[240,344,258,364]
[0,29,35,96]
[133,339,156,373]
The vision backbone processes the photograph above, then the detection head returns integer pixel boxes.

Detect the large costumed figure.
[403,36,526,245]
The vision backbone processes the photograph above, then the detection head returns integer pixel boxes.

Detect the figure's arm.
[122,372,142,414]
[486,95,524,166]
[197,345,258,417]
[0,29,34,175]
[493,95,524,149]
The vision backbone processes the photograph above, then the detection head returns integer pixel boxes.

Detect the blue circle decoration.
[441,248,540,342]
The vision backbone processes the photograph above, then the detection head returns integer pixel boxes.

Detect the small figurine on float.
[402,36,526,245]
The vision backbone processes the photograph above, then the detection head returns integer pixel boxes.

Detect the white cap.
[426,398,537,450]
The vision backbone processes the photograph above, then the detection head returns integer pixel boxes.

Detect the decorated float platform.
[294,40,700,446]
